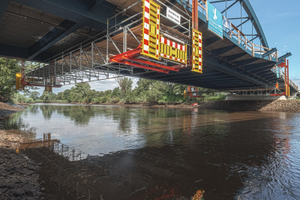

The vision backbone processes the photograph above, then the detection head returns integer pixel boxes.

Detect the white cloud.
[292,79,300,88]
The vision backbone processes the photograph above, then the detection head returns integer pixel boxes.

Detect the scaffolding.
[19,0,292,94]
[23,0,194,89]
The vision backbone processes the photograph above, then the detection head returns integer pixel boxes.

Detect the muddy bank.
[0,131,41,200]
[0,103,41,200]
[198,100,300,112]
[0,102,26,119]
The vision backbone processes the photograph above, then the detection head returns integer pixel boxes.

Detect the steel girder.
[238,0,269,48]
[1,0,128,61]
[176,0,269,48]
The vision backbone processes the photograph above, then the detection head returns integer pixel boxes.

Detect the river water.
[3,104,300,200]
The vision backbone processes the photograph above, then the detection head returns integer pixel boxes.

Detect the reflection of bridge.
[18,133,88,161]
[0,0,298,95]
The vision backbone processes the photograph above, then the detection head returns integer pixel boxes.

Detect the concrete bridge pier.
[225,94,287,101]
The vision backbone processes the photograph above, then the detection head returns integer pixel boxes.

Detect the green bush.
[99,96,107,103]
[112,97,120,103]
[24,97,34,103]
[91,98,99,104]
[34,100,44,103]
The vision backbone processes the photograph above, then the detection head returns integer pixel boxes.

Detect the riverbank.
[0,102,27,119]
[0,102,41,199]
[32,99,300,112]
[198,99,300,112]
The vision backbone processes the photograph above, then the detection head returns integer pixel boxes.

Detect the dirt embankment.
[0,132,41,200]
[198,100,300,112]
[0,102,26,119]
[0,102,41,199]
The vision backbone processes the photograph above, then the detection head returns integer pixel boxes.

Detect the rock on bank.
[198,100,300,112]
[0,103,41,199]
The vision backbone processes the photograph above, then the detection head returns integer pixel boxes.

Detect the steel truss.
[197,0,278,60]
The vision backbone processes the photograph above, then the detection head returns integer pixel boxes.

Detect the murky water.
[2,104,300,200]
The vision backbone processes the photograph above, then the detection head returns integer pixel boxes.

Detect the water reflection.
[3,104,300,199]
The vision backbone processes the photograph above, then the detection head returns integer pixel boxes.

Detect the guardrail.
[197,0,278,61]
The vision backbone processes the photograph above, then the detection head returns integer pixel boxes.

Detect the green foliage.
[29,91,40,100]
[0,57,20,101]
[11,92,34,103]
[10,76,225,104]
[117,77,133,98]
[40,91,56,102]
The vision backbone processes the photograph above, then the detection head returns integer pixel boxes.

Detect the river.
[3,103,300,200]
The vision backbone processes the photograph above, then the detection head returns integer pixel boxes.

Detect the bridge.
[0,0,298,96]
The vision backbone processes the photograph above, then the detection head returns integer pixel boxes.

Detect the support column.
[21,60,25,85]
[192,0,198,30]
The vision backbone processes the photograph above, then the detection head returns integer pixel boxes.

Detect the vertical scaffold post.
[284,58,287,96]
[106,19,109,63]
[123,27,127,53]
[21,60,25,85]
[192,0,198,30]
[287,59,290,97]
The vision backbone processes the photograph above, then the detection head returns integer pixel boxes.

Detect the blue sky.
[40,0,300,94]
[251,0,300,80]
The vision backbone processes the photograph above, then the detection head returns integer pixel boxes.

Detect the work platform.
[0,0,298,94]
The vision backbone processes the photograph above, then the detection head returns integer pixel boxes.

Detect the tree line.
[0,57,225,104]
[37,78,189,104]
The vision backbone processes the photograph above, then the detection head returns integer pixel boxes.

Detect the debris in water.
[192,189,205,200]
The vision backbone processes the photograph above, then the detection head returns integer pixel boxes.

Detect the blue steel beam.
[89,0,105,13]
[239,0,269,48]
[27,20,80,60]
[245,63,275,72]
[221,0,239,14]
[13,0,120,29]
[5,0,129,60]
[234,57,260,67]
[211,45,237,56]
[277,52,292,63]
[201,0,269,48]
[226,52,248,62]
[204,58,267,86]
[203,36,221,47]
[262,48,277,58]
[210,0,235,4]
[236,18,250,28]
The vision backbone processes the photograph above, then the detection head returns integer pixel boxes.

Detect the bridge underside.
[0,0,298,93]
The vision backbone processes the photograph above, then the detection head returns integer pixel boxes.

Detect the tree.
[116,77,133,98]
[40,91,53,102]
[0,57,20,101]
[29,91,40,100]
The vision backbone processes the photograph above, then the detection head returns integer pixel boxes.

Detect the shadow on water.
[17,123,289,199]
[3,104,300,199]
